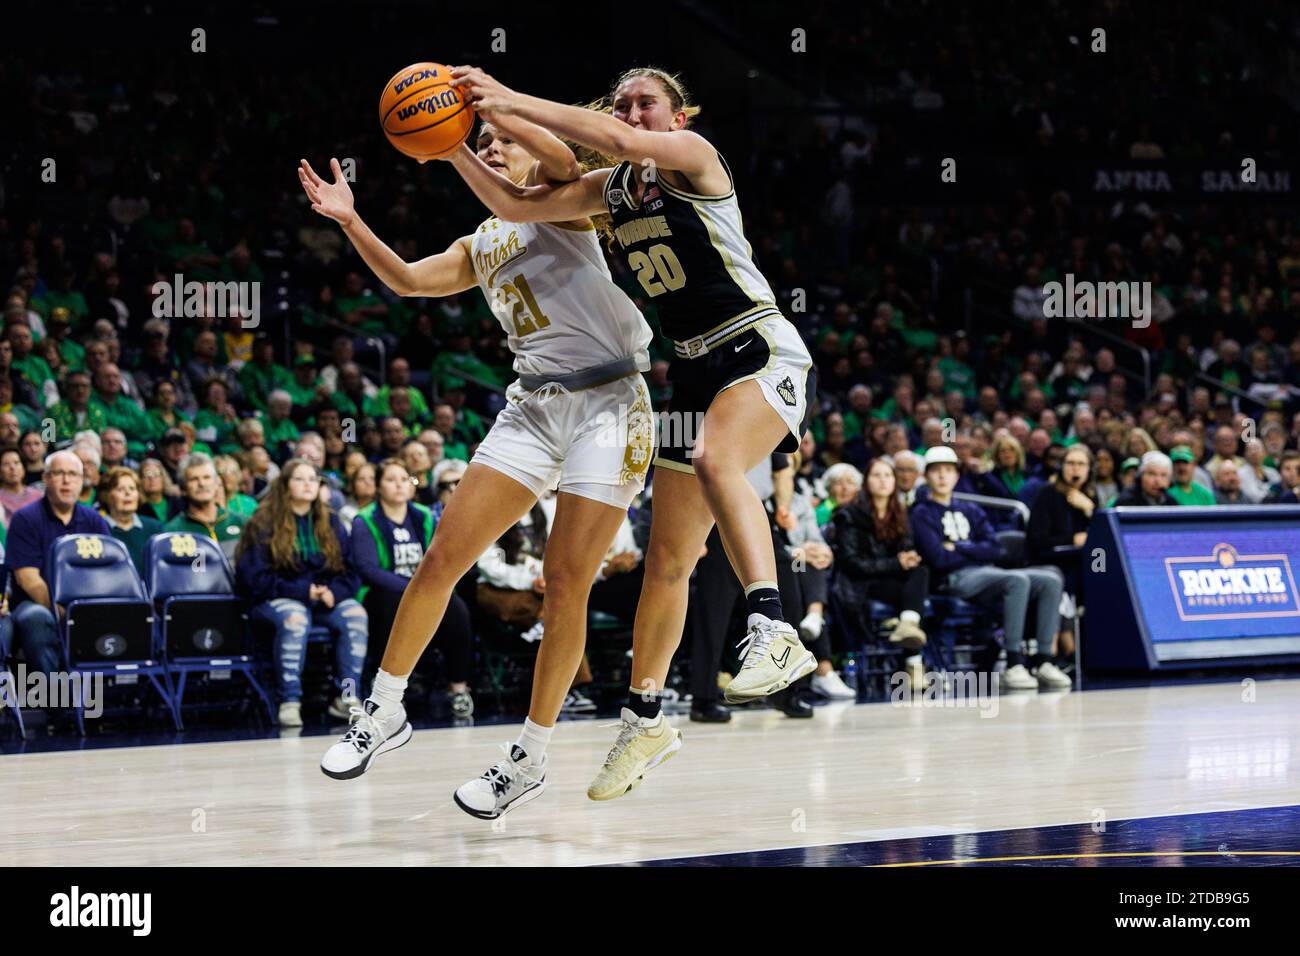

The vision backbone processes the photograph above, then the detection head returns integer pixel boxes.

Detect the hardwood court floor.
[4,680,1300,866]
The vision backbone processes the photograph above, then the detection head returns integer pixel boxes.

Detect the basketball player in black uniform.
[448,65,817,800]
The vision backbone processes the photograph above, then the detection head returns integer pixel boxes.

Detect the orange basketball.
[379,62,475,161]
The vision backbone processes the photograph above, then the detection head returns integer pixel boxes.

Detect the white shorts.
[472,373,655,509]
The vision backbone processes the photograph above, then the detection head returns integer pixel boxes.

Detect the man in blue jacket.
[1,450,112,692]
[911,446,1070,691]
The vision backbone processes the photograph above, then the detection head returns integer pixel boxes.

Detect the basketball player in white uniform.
[300,112,661,819]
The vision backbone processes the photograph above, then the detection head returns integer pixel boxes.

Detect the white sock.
[369,669,408,716]
[905,654,923,667]
[900,610,921,625]
[515,717,554,765]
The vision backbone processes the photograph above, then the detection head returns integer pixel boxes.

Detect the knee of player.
[689,449,730,488]
[644,549,694,586]
[538,564,595,600]
[413,544,464,589]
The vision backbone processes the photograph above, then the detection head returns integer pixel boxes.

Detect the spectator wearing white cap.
[912,445,1070,691]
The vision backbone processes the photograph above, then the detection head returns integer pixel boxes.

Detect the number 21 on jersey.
[493,274,551,337]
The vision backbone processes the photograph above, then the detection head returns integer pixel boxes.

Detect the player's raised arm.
[298,158,477,298]
[451,66,717,178]
[446,144,608,223]
[479,112,582,186]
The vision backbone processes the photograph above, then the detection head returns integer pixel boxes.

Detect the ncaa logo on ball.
[394,68,439,95]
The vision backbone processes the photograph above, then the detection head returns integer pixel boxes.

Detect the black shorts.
[654,316,816,474]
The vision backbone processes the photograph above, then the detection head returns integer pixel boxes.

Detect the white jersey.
[469,217,653,379]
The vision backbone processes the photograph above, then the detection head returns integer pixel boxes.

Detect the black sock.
[1007,650,1026,668]
[745,584,784,623]
[627,685,661,721]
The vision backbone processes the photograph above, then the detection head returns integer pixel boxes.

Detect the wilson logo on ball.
[396,88,463,122]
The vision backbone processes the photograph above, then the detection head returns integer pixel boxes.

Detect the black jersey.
[602,152,781,346]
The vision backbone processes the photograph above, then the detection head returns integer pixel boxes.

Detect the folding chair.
[51,534,176,734]
[146,531,274,727]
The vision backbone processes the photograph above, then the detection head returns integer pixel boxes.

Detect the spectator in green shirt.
[45,307,86,372]
[937,332,977,401]
[260,389,302,462]
[8,323,57,408]
[1168,446,1217,505]
[49,370,107,446]
[365,357,431,422]
[284,354,326,414]
[336,270,392,335]
[0,382,41,437]
[430,402,470,462]
[440,383,486,445]
[214,454,259,518]
[98,466,161,575]
[841,384,875,440]
[431,328,508,392]
[32,266,89,323]
[238,335,293,412]
[167,218,221,282]
[383,386,428,433]
[146,379,193,442]
[72,442,101,508]
[91,363,151,460]
[163,451,248,563]
[193,377,242,454]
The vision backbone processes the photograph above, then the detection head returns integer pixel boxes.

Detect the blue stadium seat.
[925,594,991,673]
[995,529,1028,568]
[146,532,274,727]
[51,533,177,734]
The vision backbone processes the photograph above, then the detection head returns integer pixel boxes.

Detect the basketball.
[379,62,474,160]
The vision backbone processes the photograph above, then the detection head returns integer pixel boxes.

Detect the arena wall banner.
[1083,164,1295,199]
[1083,506,1300,672]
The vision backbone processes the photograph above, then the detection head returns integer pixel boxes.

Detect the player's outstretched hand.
[449,65,517,115]
[298,158,356,228]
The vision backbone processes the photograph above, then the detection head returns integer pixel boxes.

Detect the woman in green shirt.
[146,379,191,442]
[99,467,162,575]
[193,377,241,455]
[214,454,258,517]
[814,463,864,527]
[139,457,178,523]
[985,434,1029,499]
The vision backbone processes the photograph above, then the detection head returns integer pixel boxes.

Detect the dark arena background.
[2,0,1299,920]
